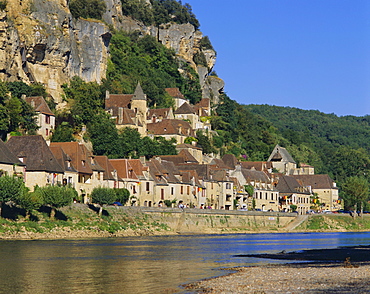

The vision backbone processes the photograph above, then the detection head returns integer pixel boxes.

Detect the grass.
[0,205,172,238]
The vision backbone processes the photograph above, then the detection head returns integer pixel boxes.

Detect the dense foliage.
[69,0,107,20]
[0,81,42,139]
[121,0,199,29]
[210,94,282,160]
[58,77,177,159]
[107,32,202,106]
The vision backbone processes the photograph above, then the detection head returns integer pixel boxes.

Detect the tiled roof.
[268,144,296,163]
[127,159,148,179]
[0,139,25,166]
[292,174,337,190]
[147,108,172,120]
[105,94,133,112]
[49,145,77,173]
[132,82,146,101]
[109,159,139,180]
[176,143,202,150]
[222,154,239,169]
[95,156,117,181]
[173,102,195,114]
[7,135,63,173]
[276,175,310,194]
[146,158,168,185]
[165,88,184,99]
[210,158,229,169]
[147,119,194,136]
[25,96,54,116]
[241,168,270,183]
[50,142,96,174]
[159,149,198,165]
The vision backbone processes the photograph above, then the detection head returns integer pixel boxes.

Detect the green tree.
[14,188,43,219]
[69,0,107,20]
[0,175,25,217]
[114,188,130,205]
[341,176,369,212]
[51,122,75,142]
[91,187,116,215]
[39,185,76,218]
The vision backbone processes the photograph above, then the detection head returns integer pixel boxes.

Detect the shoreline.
[185,262,370,293]
[185,246,370,293]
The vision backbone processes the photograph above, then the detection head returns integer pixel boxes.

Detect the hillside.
[244,104,370,181]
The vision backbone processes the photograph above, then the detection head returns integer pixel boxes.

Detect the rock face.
[0,0,223,104]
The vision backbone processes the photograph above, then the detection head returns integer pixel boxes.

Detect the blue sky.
[185,0,370,117]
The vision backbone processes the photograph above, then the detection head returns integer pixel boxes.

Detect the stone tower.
[131,82,148,136]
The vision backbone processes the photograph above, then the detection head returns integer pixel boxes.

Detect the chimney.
[118,107,123,124]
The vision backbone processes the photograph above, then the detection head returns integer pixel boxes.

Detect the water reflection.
[0,232,370,293]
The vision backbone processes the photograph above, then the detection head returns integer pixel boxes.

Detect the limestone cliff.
[0,0,223,104]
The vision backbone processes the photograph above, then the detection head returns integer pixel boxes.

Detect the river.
[0,232,369,293]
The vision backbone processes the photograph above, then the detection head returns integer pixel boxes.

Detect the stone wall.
[139,207,297,233]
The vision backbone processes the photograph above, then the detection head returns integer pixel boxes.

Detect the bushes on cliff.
[121,0,199,29]
[107,32,202,106]
[69,0,107,20]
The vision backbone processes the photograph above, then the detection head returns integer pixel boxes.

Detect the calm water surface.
[1,232,370,293]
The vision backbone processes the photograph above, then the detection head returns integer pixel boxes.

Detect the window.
[146,182,150,191]
[181,186,183,194]
[171,187,174,195]
[45,128,49,136]
[45,115,50,124]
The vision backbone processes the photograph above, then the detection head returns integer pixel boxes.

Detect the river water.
[1,232,370,293]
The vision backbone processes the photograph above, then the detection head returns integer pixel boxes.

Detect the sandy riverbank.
[185,246,370,293]
[185,263,370,293]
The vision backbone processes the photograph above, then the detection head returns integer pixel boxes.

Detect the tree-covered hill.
[244,104,370,183]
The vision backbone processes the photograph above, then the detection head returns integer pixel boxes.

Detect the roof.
[132,82,147,101]
[209,158,229,169]
[173,102,195,115]
[176,143,202,151]
[292,174,337,190]
[127,159,148,179]
[109,159,139,180]
[6,135,63,173]
[268,144,296,164]
[159,149,198,165]
[95,156,117,181]
[165,88,184,99]
[24,96,54,116]
[146,158,168,185]
[0,139,25,166]
[147,108,172,119]
[222,154,239,169]
[276,175,311,194]
[49,145,77,173]
[240,161,272,172]
[50,142,98,174]
[240,168,271,183]
[147,119,194,136]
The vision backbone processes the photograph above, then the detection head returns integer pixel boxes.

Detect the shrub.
[38,185,76,208]
[114,188,130,205]
[0,1,6,11]
[69,0,107,20]
[91,187,116,206]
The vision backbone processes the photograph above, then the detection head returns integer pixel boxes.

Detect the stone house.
[6,135,64,190]
[0,139,25,177]
[24,96,55,140]
[276,175,312,214]
[147,119,194,144]
[177,164,232,209]
[126,159,155,207]
[292,174,340,211]
[267,144,297,175]
[147,108,174,123]
[230,165,279,212]
[109,159,141,206]
[95,156,123,189]
[176,143,203,163]
[50,142,105,202]
[165,87,187,109]
[105,83,148,136]
[49,145,78,190]
[173,99,211,131]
